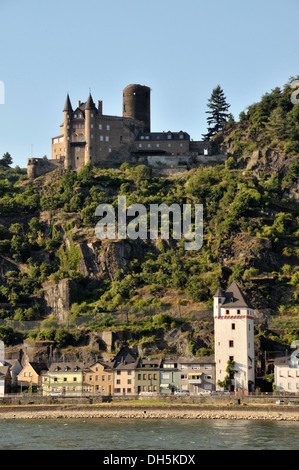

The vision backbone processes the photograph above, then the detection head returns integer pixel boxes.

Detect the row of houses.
[1,281,299,397]
[16,347,216,397]
[8,346,299,397]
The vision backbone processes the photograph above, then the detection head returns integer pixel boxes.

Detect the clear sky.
[0,0,298,168]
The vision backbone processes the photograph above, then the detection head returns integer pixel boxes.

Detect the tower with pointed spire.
[213,280,255,392]
[63,93,73,169]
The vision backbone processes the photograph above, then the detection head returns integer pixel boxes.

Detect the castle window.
[106,125,110,131]
[232,323,235,330]
[91,113,94,118]
[226,310,229,315]
[99,124,102,130]
[237,309,241,314]
[229,341,234,348]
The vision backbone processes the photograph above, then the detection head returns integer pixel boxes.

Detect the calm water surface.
[0,418,298,450]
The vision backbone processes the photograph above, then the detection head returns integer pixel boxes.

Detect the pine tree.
[202,86,231,140]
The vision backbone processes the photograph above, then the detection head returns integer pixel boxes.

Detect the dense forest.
[0,79,298,382]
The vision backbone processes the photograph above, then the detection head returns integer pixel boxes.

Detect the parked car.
[199,390,211,395]
[276,400,285,405]
[139,391,157,396]
[174,390,190,396]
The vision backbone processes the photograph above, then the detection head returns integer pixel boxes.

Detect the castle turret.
[63,94,73,169]
[213,287,226,318]
[84,92,96,165]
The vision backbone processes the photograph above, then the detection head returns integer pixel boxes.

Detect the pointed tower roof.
[85,92,96,110]
[222,280,253,308]
[214,287,225,297]
[63,93,73,112]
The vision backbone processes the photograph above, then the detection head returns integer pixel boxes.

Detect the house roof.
[0,365,10,378]
[112,347,138,367]
[178,356,215,364]
[222,280,253,309]
[48,362,85,373]
[28,362,48,375]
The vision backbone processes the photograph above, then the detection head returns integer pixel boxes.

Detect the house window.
[116,379,121,385]
[91,124,93,128]
[105,136,109,142]
[229,340,234,348]
[106,125,110,130]
[99,124,102,130]
[91,113,94,118]
[237,309,241,315]
[226,310,229,315]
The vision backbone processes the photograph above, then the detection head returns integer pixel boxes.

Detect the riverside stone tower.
[213,280,255,392]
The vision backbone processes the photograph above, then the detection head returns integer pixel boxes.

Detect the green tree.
[0,152,13,168]
[202,85,231,140]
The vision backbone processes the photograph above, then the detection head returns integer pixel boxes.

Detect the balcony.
[188,374,202,384]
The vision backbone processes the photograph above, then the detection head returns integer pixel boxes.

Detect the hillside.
[0,80,298,384]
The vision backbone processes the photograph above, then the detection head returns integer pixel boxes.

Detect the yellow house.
[42,362,84,396]
[82,361,113,395]
[17,362,48,390]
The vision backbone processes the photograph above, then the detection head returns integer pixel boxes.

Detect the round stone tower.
[123,84,151,132]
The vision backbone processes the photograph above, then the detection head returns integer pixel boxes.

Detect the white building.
[214,280,255,392]
[274,350,299,393]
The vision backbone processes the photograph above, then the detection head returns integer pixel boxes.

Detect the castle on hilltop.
[27,84,221,178]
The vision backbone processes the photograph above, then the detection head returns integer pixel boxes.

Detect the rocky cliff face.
[42,279,77,323]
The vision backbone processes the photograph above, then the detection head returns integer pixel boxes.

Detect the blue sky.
[0,0,298,168]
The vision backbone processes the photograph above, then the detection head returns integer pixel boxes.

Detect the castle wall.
[27,157,64,179]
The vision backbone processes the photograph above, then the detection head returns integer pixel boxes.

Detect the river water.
[0,418,298,450]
